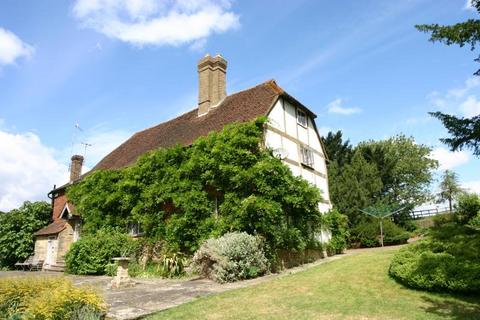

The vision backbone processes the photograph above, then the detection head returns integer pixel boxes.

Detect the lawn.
[147,247,480,320]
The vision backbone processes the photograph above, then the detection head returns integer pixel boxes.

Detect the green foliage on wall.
[68,118,324,254]
[65,228,138,275]
[0,201,51,268]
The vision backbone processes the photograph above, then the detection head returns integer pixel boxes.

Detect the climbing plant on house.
[68,118,324,254]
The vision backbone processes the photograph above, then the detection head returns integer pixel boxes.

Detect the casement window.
[128,222,144,237]
[297,109,308,127]
[300,146,314,168]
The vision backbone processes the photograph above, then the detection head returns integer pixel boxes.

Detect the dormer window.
[301,146,314,168]
[297,109,307,127]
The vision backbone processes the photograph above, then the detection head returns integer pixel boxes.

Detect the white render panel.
[302,169,315,185]
[298,125,308,144]
[318,202,331,213]
[284,101,297,138]
[282,137,299,162]
[264,129,282,150]
[267,99,285,131]
[308,118,322,153]
[287,162,300,177]
[313,153,327,175]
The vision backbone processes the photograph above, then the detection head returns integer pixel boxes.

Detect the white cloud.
[448,77,480,98]
[0,27,34,66]
[428,77,480,118]
[72,0,239,47]
[0,129,69,212]
[465,0,475,10]
[327,98,362,115]
[459,95,480,117]
[430,147,470,171]
[462,181,480,194]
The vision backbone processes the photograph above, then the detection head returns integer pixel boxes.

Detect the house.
[33,54,332,271]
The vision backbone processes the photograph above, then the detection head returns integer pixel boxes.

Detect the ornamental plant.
[65,228,138,275]
[68,118,324,254]
[0,276,105,319]
[192,232,269,283]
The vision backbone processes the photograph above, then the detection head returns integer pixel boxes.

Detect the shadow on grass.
[421,294,480,320]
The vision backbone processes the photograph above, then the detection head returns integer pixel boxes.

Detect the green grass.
[147,247,480,320]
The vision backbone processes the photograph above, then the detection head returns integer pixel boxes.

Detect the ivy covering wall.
[68,118,325,254]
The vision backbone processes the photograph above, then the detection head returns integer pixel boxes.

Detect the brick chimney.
[70,155,84,182]
[198,53,227,116]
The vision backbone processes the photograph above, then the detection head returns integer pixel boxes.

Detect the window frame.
[296,109,308,128]
[300,146,315,168]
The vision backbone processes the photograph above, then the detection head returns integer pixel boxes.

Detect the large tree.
[437,170,464,213]
[321,130,353,168]
[0,201,51,268]
[328,134,438,227]
[328,151,383,226]
[356,135,438,209]
[416,1,480,156]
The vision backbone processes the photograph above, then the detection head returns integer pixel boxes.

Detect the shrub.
[0,201,51,268]
[0,276,105,319]
[192,232,268,283]
[351,219,410,247]
[455,192,480,225]
[323,209,349,253]
[65,228,138,275]
[389,223,480,293]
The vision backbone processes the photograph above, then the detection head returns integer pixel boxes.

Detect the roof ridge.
[132,79,282,136]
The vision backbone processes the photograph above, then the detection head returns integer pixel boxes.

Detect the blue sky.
[0,0,479,210]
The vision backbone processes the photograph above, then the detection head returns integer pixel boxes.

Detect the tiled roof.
[34,220,67,236]
[92,80,284,171]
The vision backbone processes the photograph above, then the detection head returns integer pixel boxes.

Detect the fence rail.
[410,207,451,219]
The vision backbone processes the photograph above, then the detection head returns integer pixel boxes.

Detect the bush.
[389,223,480,293]
[65,229,138,275]
[351,219,410,248]
[0,276,105,319]
[323,209,349,253]
[192,232,268,283]
[455,192,480,225]
[0,201,51,268]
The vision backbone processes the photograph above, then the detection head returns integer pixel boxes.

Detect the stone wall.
[56,222,74,263]
[34,236,48,261]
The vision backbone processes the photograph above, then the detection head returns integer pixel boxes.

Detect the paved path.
[1,253,352,319]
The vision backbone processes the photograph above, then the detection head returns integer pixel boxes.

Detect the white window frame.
[300,146,314,168]
[297,109,308,128]
[128,222,144,237]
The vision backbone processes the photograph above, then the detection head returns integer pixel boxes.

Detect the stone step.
[43,264,66,272]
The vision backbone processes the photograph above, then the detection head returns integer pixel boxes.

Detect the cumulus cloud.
[428,77,480,118]
[430,147,469,171]
[0,27,34,66]
[72,0,240,47]
[327,98,362,115]
[0,129,69,212]
[459,95,480,118]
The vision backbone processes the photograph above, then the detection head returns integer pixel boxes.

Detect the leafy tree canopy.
[0,201,51,268]
[416,1,480,156]
[326,134,437,228]
[437,170,464,212]
[321,130,353,168]
[68,118,324,254]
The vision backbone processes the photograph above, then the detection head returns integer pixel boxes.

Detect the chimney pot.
[70,155,84,182]
[197,53,227,116]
